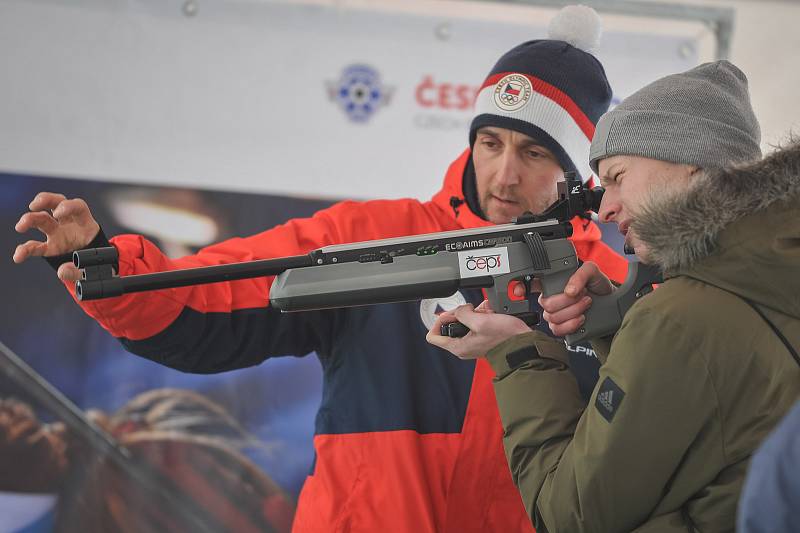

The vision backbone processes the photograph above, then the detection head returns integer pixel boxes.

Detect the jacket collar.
[633,141,800,317]
[633,142,800,273]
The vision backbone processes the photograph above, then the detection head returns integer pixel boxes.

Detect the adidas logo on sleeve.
[595,377,625,422]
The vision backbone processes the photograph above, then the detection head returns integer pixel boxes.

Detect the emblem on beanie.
[493,74,532,112]
[419,291,467,331]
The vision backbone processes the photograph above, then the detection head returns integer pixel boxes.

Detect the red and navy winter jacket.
[70,149,629,532]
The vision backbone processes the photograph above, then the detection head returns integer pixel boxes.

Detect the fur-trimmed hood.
[632,140,800,317]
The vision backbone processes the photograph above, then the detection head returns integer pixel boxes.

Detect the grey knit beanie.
[589,60,761,173]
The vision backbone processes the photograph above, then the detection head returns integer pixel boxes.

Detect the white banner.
[0,0,700,201]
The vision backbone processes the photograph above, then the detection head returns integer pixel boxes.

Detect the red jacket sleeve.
[72,197,451,341]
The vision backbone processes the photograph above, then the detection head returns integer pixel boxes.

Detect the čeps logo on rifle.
[465,254,503,272]
[457,247,511,278]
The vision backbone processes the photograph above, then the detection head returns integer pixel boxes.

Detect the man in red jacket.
[14,7,628,532]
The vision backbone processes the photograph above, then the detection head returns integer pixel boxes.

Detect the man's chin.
[486,210,518,224]
[484,203,525,224]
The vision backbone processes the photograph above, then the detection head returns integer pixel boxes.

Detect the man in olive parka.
[428,61,800,532]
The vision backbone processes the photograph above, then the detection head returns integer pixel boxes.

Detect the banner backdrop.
[0,1,701,200]
[1,174,331,532]
[0,1,701,530]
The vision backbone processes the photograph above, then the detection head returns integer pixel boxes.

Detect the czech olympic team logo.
[493,73,532,112]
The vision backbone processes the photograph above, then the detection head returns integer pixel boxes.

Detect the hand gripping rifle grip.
[564,262,662,345]
[441,313,539,338]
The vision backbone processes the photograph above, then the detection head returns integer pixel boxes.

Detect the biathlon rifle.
[72,175,661,345]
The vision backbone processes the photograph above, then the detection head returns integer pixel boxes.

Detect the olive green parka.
[486,142,800,533]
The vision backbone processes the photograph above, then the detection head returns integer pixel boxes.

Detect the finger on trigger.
[510,280,525,298]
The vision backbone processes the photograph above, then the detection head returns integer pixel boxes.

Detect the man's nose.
[495,150,522,187]
[598,191,620,223]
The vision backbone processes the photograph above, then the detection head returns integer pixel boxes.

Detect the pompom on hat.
[470,5,612,182]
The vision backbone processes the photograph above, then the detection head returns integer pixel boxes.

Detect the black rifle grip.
[441,322,471,338]
[441,312,539,339]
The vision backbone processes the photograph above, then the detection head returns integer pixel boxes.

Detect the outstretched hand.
[426,300,533,360]
[13,192,100,281]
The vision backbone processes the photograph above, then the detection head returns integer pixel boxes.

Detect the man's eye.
[603,172,621,186]
[528,151,543,159]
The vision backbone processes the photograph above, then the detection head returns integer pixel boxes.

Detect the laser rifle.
[73,176,661,345]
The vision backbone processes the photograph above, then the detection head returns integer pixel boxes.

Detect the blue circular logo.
[328,64,392,123]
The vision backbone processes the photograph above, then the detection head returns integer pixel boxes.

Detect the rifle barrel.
[77,254,313,301]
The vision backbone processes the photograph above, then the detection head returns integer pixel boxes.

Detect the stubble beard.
[480,190,557,224]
